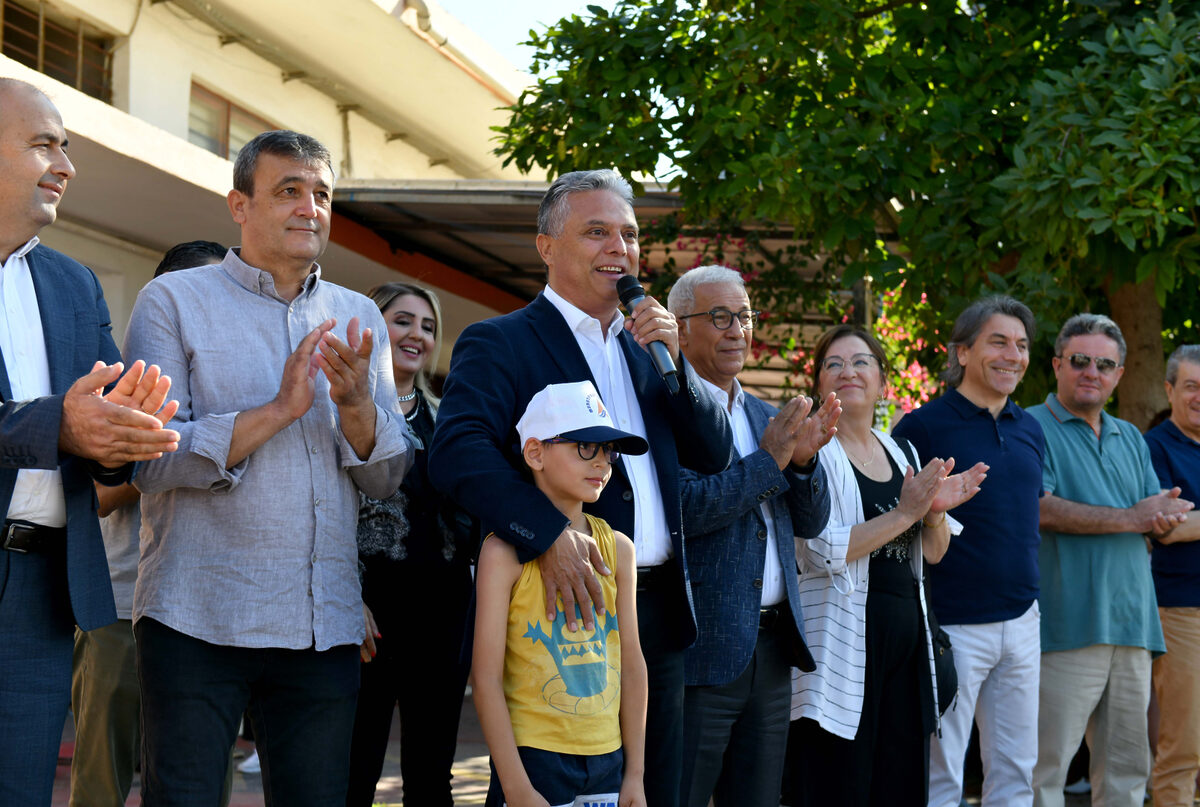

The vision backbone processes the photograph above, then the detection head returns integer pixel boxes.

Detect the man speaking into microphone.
[430,169,733,807]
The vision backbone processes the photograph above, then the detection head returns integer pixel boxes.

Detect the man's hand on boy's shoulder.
[536,525,611,632]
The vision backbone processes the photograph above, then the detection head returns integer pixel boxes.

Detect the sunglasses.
[1060,352,1120,374]
[541,437,621,462]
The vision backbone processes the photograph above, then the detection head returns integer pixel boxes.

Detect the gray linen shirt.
[126,250,414,650]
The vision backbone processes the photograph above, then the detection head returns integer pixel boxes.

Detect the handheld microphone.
[616,275,681,396]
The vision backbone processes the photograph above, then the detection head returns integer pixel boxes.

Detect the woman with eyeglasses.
[783,324,987,807]
[346,282,477,807]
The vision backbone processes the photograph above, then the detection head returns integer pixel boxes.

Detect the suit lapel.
[27,248,75,394]
[745,394,771,437]
[525,293,597,386]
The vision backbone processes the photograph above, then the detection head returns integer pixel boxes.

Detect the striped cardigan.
[789,429,960,739]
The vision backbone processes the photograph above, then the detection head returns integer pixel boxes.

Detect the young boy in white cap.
[473,380,649,807]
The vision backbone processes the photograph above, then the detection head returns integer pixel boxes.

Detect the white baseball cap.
[517,381,649,456]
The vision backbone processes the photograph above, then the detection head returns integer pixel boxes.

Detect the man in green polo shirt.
[1028,313,1193,807]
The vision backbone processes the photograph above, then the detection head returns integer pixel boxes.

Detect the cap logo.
[585,391,608,420]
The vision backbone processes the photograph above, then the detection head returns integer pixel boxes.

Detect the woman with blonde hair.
[347,282,475,807]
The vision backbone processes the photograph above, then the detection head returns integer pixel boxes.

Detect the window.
[0,0,112,102]
[188,83,275,161]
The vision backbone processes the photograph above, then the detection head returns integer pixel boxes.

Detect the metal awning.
[334,178,688,303]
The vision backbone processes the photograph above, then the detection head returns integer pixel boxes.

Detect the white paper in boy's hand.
[504,795,619,807]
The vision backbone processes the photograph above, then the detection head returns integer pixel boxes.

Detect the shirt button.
[313,497,321,507]
[311,552,318,564]
[311,446,319,454]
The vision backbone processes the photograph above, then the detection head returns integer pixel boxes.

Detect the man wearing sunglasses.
[1029,314,1193,807]
[667,264,837,807]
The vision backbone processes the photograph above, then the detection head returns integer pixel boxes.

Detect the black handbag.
[924,579,958,715]
[931,623,958,715]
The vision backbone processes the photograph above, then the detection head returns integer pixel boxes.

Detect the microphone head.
[616,275,645,308]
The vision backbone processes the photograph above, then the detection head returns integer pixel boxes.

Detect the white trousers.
[928,601,1041,807]
[1032,644,1152,807]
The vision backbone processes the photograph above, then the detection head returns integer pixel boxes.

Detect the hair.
[1166,344,1200,386]
[537,169,634,237]
[666,265,746,317]
[941,295,1037,386]
[810,324,891,397]
[232,130,334,196]
[154,240,226,277]
[367,281,444,403]
[1054,313,1126,364]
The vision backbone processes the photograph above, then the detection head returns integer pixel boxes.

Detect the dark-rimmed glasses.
[542,437,621,462]
[821,354,878,374]
[1060,353,1120,374]
[678,308,760,331]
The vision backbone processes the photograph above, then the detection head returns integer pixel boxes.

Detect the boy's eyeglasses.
[1060,352,1120,374]
[678,308,760,331]
[542,437,621,462]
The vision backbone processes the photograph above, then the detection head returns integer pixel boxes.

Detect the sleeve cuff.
[190,412,246,491]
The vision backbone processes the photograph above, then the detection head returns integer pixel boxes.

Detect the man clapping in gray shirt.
[124,130,415,806]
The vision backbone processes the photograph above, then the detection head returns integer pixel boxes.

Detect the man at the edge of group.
[1144,344,1200,807]
[0,76,179,805]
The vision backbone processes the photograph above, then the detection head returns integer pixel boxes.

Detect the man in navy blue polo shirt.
[1144,344,1200,807]
[893,295,1045,807]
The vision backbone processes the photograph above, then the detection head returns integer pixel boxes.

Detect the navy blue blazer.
[0,245,121,630]
[429,292,733,649]
[680,391,829,684]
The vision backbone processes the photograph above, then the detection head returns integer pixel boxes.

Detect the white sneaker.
[1063,777,1091,795]
[237,749,260,775]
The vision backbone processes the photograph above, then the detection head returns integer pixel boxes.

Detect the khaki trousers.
[1152,607,1200,807]
[1033,644,1152,807]
[70,620,141,807]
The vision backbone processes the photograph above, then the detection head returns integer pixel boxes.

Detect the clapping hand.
[929,458,988,515]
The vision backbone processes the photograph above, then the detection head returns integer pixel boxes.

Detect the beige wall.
[52,0,522,183]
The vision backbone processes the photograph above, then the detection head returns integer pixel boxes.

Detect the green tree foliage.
[497,0,1200,420]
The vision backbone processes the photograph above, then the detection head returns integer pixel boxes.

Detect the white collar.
[2,236,40,268]
[694,370,743,413]
[543,284,625,339]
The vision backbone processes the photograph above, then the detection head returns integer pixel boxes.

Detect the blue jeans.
[0,547,76,806]
[135,617,359,807]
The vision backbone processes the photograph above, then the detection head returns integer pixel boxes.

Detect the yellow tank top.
[502,513,623,755]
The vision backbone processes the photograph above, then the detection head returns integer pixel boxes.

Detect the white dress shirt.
[543,285,672,565]
[0,236,67,527]
[693,373,785,605]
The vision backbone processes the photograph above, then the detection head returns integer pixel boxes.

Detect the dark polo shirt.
[1145,419,1200,607]
[892,387,1045,625]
